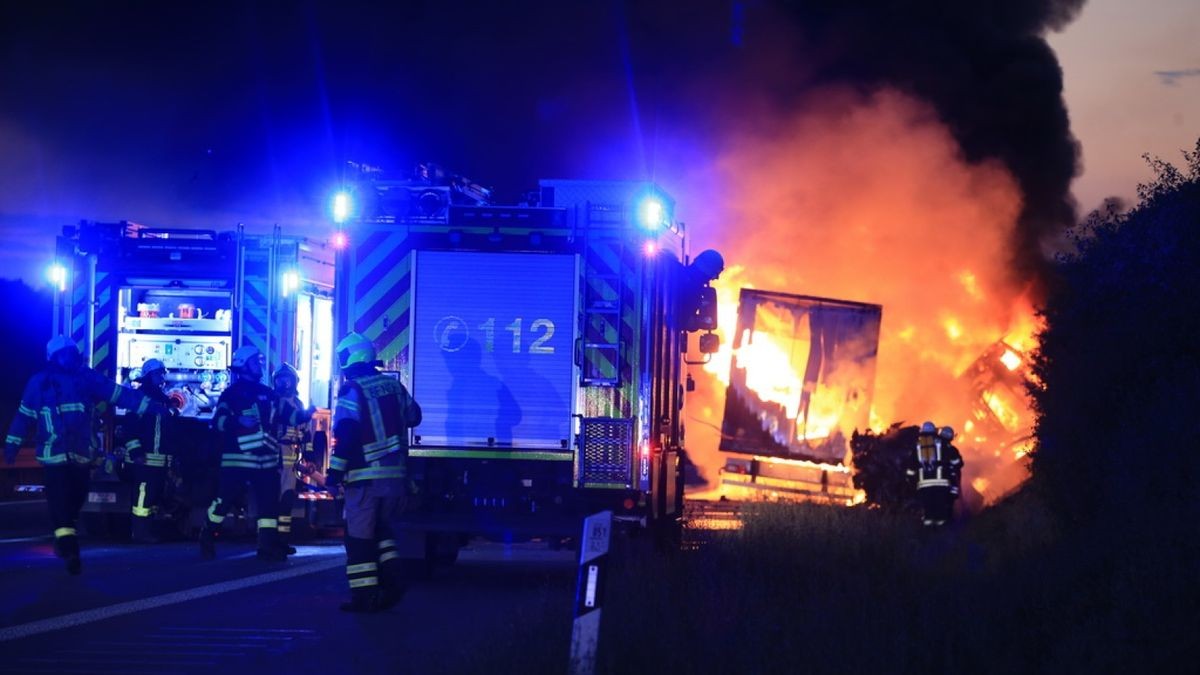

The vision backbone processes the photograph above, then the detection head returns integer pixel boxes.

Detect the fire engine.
[331,169,722,558]
[45,221,336,534]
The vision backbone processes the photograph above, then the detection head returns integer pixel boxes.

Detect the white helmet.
[46,335,78,360]
[139,358,166,379]
[231,345,263,370]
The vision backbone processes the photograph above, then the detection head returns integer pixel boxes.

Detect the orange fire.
[672,86,1041,507]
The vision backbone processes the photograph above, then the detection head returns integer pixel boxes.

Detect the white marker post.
[569,510,612,675]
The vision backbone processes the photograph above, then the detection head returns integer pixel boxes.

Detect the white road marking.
[0,535,50,544]
[0,555,344,643]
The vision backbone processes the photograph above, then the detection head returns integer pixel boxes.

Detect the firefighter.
[326,332,422,613]
[939,426,965,510]
[200,345,312,561]
[906,421,960,527]
[4,336,162,574]
[272,362,309,552]
[124,358,178,543]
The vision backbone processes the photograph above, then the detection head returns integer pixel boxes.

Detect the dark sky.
[0,0,1084,285]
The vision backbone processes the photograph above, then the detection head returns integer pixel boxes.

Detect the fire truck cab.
[332,174,722,553]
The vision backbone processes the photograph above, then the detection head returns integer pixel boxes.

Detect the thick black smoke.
[619,0,1086,288]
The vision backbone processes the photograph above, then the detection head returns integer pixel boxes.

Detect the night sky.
[0,1,1195,285]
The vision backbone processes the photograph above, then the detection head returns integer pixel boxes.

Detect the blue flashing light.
[332,191,352,224]
[46,263,67,292]
[636,195,666,230]
[281,269,300,297]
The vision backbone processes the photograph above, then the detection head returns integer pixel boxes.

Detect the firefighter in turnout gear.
[939,426,965,506]
[4,336,162,574]
[124,359,178,543]
[272,363,308,552]
[906,421,964,527]
[200,345,312,561]
[327,332,422,613]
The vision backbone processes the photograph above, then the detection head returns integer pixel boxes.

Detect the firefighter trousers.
[343,479,409,608]
[43,463,89,571]
[204,466,281,548]
[918,485,953,526]
[278,460,299,538]
[43,463,90,538]
[129,463,167,520]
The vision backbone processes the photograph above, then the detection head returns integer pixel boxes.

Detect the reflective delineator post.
[569,510,612,675]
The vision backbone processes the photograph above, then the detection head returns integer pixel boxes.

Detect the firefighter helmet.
[273,363,300,382]
[139,359,166,379]
[920,421,937,434]
[336,332,376,368]
[45,335,78,360]
[939,426,955,441]
[231,345,264,370]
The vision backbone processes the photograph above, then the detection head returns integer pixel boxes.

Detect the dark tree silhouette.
[1030,138,1200,527]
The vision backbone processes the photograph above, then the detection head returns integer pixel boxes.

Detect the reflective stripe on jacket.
[6,366,152,466]
[211,379,300,471]
[330,370,421,484]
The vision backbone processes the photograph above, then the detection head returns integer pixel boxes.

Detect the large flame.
[675,87,1040,507]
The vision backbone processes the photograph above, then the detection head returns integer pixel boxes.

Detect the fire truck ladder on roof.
[580,201,626,387]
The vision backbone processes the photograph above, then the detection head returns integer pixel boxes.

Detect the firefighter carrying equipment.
[906,431,964,490]
[920,420,937,435]
[939,426,955,441]
[327,362,421,485]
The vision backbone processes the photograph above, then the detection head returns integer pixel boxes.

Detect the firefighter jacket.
[5,364,156,466]
[328,365,421,485]
[905,433,964,490]
[123,387,176,469]
[212,379,309,471]
[274,393,310,465]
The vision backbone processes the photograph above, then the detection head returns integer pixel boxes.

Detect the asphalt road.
[0,503,578,675]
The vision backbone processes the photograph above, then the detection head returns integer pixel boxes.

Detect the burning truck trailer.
[32,221,339,538]
[718,289,883,503]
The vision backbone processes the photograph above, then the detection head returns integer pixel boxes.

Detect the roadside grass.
[450,490,1196,674]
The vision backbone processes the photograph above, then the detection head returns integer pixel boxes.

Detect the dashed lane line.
[0,555,344,643]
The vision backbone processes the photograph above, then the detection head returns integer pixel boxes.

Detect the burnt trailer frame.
[720,288,883,466]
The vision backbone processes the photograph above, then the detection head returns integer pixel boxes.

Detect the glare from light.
[1000,348,1022,371]
[332,231,348,250]
[643,241,658,256]
[47,263,67,292]
[281,270,300,297]
[332,191,352,224]
[637,196,665,230]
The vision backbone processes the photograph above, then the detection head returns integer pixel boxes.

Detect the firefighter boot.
[340,537,382,613]
[199,525,216,560]
[131,516,161,544]
[256,526,287,562]
[58,535,82,575]
[377,539,408,610]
